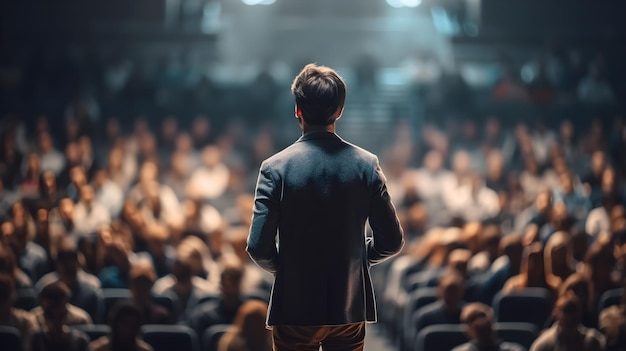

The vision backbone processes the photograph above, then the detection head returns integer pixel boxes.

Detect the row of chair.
[415,322,538,351]
[0,323,232,351]
[400,287,624,351]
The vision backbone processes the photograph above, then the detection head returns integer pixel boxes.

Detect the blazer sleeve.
[366,157,404,265]
[247,161,280,273]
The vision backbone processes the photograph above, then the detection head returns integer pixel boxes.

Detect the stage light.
[402,0,422,8]
[242,0,275,5]
[386,0,422,8]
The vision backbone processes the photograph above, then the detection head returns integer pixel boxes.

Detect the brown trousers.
[272,322,366,351]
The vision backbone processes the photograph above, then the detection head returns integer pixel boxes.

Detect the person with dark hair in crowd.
[152,254,215,322]
[141,224,175,278]
[128,261,172,324]
[0,273,37,351]
[452,302,525,351]
[48,197,79,242]
[4,205,51,282]
[217,299,272,351]
[32,280,92,328]
[0,129,23,191]
[598,278,626,351]
[247,63,404,351]
[36,238,103,322]
[558,273,597,328]
[187,261,245,337]
[19,152,43,197]
[473,233,524,305]
[88,302,153,351]
[0,240,33,288]
[415,270,466,331]
[32,281,91,351]
[583,236,619,307]
[530,292,605,351]
[503,242,551,294]
[30,171,65,213]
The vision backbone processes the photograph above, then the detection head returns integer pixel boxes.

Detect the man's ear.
[334,106,344,121]
[295,106,303,118]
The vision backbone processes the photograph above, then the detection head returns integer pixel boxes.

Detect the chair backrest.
[197,293,220,306]
[244,290,270,303]
[202,324,231,351]
[401,288,438,351]
[597,288,623,313]
[72,324,112,342]
[153,294,177,314]
[14,288,38,311]
[494,322,539,350]
[414,324,468,351]
[0,326,22,351]
[492,288,551,328]
[101,288,132,323]
[142,324,200,351]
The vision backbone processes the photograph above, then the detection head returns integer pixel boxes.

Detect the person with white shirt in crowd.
[414,149,455,226]
[73,184,111,239]
[37,132,65,176]
[446,173,501,223]
[586,192,618,238]
[92,168,124,219]
[187,145,230,201]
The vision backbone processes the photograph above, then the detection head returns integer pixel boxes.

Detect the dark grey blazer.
[247,130,404,326]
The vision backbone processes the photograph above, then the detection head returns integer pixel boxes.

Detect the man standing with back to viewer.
[247,63,404,351]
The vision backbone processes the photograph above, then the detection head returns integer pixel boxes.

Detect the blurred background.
[1,1,626,351]
[1,0,624,152]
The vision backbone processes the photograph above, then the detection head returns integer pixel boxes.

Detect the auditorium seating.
[142,324,200,351]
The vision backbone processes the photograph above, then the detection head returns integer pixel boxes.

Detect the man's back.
[248,130,403,326]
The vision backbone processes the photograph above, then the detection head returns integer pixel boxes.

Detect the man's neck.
[301,122,335,134]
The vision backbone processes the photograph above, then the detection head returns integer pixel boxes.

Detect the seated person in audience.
[32,280,92,328]
[73,184,111,240]
[544,231,576,291]
[530,292,605,351]
[129,262,172,324]
[228,228,273,296]
[473,233,523,305]
[0,273,37,351]
[141,224,175,278]
[36,239,103,322]
[467,224,502,274]
[217,299,272,351]
[152,254,216,322]
[97,229,132,289]
[3,213,51,282]
[503,242,551,294]
[409,227,467,288]
[598,278,626,351]
[0,242,32,288]
[558,273,597,328]
[583,236,619,307]
[88,302,153,351]
[452,303,525,351]
[48,197,79,242]
[187,261,245,337]
[177,235,220,288]
[32,281,90,351]
[415,270,466,332]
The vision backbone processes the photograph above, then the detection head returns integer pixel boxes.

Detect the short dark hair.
[108,301,144,328]
[0,273,15,303]
[39,280,71,303]
[291,64,346,126]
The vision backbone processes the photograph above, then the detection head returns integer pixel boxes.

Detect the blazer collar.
[296,130,342,143]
